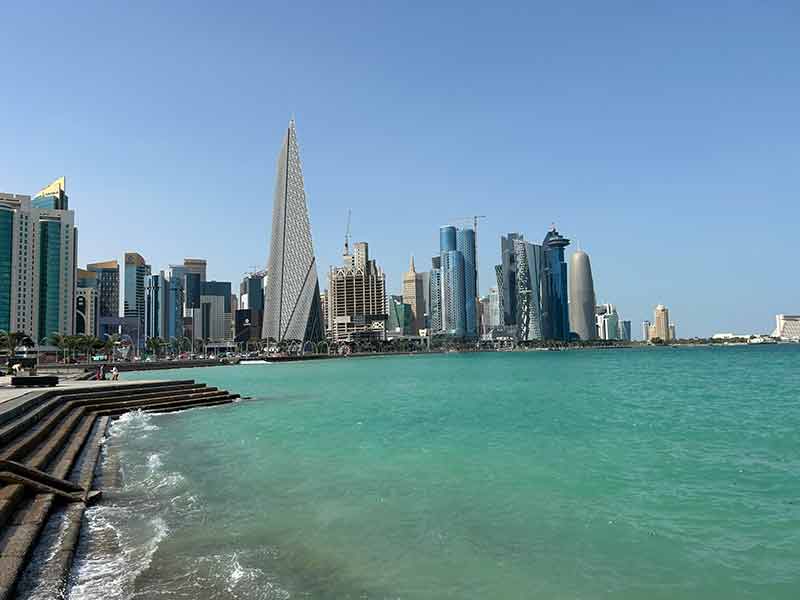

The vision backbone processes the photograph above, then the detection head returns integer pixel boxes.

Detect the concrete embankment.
[0,379,240,599]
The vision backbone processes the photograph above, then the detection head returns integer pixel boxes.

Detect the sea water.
[65,346,800,599]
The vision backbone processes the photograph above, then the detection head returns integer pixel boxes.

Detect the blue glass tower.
[438,225,477,337]
[446,250,466,336]
[541,226,571,341]
[456,228,477,336]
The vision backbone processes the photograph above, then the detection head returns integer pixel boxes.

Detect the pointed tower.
[263,120,324,342]
[403,255,425,335]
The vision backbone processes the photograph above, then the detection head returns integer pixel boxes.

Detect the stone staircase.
[0,380,239,599]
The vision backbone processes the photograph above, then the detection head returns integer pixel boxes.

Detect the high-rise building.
[456,228,478,336]
[772,314,800,340]
[541,226,571,341]
[618,320,632,342]
[429,257,442,332]
[402,256,426,335]
[238,270,265,342]
[0,182,76,342]
[387,295,413,337]
[328,241,387,342]
[320,291,329,336]
[166,264,188,340]
[123,252,151,347]
[183,258,207,282]
[145,271,170,342]
[595,304,619,340]
[75,269,99,337]
[32,177,68,210]
[642,320,651,341]
[495,233,523,328]
[568,250,597,340]
[514,239,544,341]
[197,281,233,343]
[263,120,323,343]
[479,295,491,335]
[669,323,676,341]
[653,304,670,341]
[439,225,476,337]
[86,260,120,319]
[488,287,501,329]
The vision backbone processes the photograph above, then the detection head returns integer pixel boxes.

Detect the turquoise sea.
[67,346,799,599]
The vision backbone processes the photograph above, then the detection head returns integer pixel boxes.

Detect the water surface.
[69,347,800,598]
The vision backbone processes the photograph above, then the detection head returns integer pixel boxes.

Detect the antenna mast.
[344,209,352,255]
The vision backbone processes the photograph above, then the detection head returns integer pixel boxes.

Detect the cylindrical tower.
[568,250,597,340]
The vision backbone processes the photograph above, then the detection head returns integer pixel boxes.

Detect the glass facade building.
[456,228,477,336]
[514,239,544,341]
[541,227,571,341]
[86,260,119,318]
[438,226,475,337]
[38,219,62,341]
[387,295,413,336]
[0,207,12,331]
[32,177,68,210]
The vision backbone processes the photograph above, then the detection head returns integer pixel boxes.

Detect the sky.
[2,1,798,337]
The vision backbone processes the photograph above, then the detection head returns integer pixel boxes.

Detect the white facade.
[75,287,98,336]
[772,314,800,340]
[595,304,619,340]
[0,192,76,341]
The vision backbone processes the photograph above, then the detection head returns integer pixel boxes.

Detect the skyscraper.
[402,256,425,335]
[595,304,619,340]
[514,239,544,341]
[429,256,442,332]
[439,225,476,337]
[642,320,651,341]
[488,287,501,329]
[496,233,523,327]
[456,228,478,336]
[263,120,323,343]
[618,320,632,342]
[387,295,413,337]
[568,250,597,340]
[327,241,387,342]
[32,177,68,210]
[541,226,571,341]
[183,258,207,282]
[75,269,98,337]
[86,260,120,319]
[444,249,466,336]
[124,252,151,347]
[653,304,670,341]
[238,270,265,342]
[145,271,167,341]
[0,183,76,342]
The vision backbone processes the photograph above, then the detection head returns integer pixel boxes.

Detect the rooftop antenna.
[344,209,352,255]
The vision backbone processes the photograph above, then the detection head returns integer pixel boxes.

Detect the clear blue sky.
[2,1,798,337]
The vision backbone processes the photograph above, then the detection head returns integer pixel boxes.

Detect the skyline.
[2,3,799,336]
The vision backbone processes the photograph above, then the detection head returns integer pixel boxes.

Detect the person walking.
[111,366,119,381]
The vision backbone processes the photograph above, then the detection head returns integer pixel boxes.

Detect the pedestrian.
[111,367,119,381]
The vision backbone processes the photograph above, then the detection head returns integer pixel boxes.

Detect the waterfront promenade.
[0,376,241,599]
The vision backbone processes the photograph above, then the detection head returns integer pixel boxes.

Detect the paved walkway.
[0,378,165,411]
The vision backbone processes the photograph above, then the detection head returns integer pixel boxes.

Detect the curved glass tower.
[263,120,323,343]
[541,226,570,341]
[568,250,597,340]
